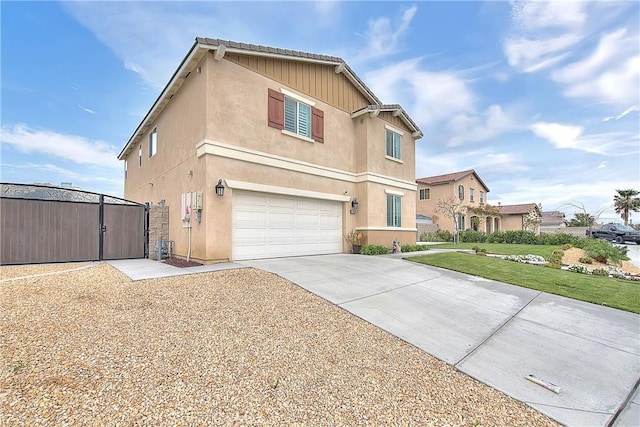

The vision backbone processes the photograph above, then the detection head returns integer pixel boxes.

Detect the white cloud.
[530,121,639,155]
[551,28,640,104]
[78,105,96,114]
[355,4,418,61]
[365,58,475,126]
[503,35,579,72]
[603,105,640,122]
[510,0,587,31]
[1,124,121,168]
[597,161,607,169]
[447,105,520,146]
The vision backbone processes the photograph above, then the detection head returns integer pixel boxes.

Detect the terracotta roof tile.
[498,203,539,214]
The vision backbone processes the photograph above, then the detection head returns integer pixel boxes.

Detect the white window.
[419,188,430,200]
[124,160,128,179]
[149,128,157,158]
[284,97,312,138]
[470,188,475,202]
[458,185,465,200]
[386,129,401,160]
[138,144,142,167]
[387,194,402,227]
[457,214,466,230]
[480,191,485,204]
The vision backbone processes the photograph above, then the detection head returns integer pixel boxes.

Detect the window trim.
[385,128,402,161]
[458,185,465,200]
[148,127,157,158]
[138,144,142,167]
[470,188,475,202]
[386,193,402,227]
[419,188,430,200]
[124,159,128,179]
[480,191,485,204]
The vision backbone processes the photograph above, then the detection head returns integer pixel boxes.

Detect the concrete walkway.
[239,254,640,427]
[107,258,245,281]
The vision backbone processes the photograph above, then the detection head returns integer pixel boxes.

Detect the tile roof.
[416,169,489,192]
[498,203,539,215]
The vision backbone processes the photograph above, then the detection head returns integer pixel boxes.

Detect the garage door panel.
[233,191,342,260]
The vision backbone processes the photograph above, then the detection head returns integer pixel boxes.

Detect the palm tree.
[613,189,640,225]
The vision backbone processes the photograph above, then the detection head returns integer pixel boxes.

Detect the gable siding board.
[225,54,369,113]
[268,89,285,129]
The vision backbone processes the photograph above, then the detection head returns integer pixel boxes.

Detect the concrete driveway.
[241,253,640,427]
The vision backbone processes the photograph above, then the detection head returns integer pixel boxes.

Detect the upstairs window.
[386,129,402,160]
[149,128,157,158]
[419,188,430,200]
[138,144,142,167]
[386,194,402,227]
[285,97,311,138]
[480,191,485,204]
[124,160,128,179]
[458,185,465,200]
[268,88,324,143]
[470,188,475,202]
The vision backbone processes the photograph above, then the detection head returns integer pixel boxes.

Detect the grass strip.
[407,252,640,314]
[421,243,557,258]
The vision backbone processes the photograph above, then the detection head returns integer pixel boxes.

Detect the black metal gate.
[1,183,149,265]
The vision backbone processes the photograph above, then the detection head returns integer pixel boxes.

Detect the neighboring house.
[416,169,494,233]
[541,211,566,227]
[497,203,542,234]
[118,38,423,262]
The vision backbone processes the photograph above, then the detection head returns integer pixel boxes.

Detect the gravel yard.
[1,263,558,426]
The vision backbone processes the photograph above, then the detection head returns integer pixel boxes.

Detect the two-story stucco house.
[416,169,496,233]
[118,38,423,263]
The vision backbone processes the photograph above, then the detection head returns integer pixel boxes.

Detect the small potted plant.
[345,229,366,254]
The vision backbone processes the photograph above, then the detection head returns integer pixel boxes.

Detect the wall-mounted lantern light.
[215,179,225,197]
[350,197,359,214]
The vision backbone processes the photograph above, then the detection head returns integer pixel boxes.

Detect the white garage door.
[232,191,343,260]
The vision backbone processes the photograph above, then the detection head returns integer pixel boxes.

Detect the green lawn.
[407,252,640,314]
[421,243,557,258]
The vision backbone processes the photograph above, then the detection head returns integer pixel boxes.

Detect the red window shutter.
[312,107,324,143]
[268,89,284,130]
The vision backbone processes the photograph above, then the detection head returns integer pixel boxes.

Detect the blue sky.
[2,1,639,223]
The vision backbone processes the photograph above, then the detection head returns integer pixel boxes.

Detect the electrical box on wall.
[191,192,203,210]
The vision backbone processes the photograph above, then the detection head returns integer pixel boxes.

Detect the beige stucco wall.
[123,52,418,262]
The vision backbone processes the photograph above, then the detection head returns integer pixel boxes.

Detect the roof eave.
[118,40,212,160]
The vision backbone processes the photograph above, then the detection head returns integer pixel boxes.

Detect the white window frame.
[385,127,402,161]
[281,88,315,141]
[419,188,430,200]
[149,128,157,158]
[458,185,465,200]
[470,188,475,202]
[480,191,485,204]
[124,159,128,179]
[386,193,402,227]
[138,144,142,167]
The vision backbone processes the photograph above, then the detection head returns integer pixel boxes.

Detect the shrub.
[401,244,425,253]
[592,268,609,276]
[561,244,574,250]
[545,263,561,269]
[472,246,487,254]
[539,233,582,246]
[568,265,590,274]
[436,230,454,242]
[548,249,564,265]
[359,244,390,255]
[459,230,487,243]
[578,256,593,264]
[582,239,628,265]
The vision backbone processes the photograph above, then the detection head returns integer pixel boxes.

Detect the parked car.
[589,224,640,244]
